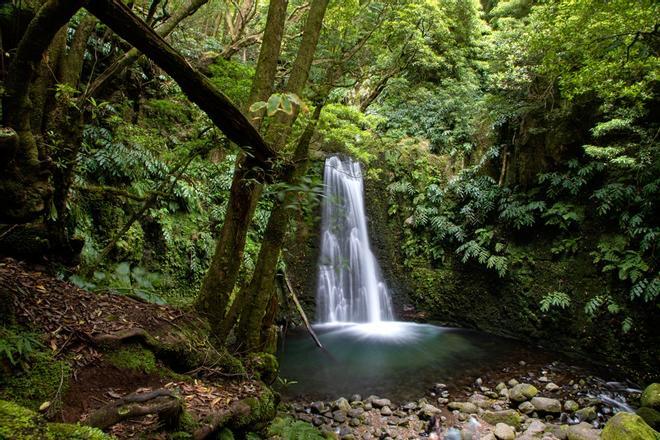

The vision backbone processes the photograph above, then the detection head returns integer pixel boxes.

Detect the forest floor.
[0,258,273,439]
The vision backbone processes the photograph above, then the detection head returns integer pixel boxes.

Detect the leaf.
[39,401,51,412]
[248,101,267,113]
[266,95,282,116]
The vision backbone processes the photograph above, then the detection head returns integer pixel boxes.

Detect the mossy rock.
[0,400,111,440]
[602,412,660,440]
[248,352,279,385]
[641,384,660,410]
[0,351,70,410]
[106,344,156,373]
[638,407,660,431]
[481,409,523,428]
[230,386,278,432]
[0,399,49,440]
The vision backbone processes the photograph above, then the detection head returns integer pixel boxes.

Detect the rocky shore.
[281,361,660,439]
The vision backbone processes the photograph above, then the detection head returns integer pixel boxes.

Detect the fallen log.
[281,269,323,349]
[85,388,182,430]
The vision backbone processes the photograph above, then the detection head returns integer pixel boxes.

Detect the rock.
[469,394,494,409]
[545,383,560,392]
[349,417,361,427]
[476,378,483,386]
[567,422,601,440]
[523,419,546,436]
[332,410,347,423]
[481,434,496,440]
[508,379,520,387]
[334,397,351,412]
[348,407,364,418]
[350,394,362,403]
[496,382,507,392]
[499,388,510,399]
[371,398,392,409]
[602,411,660,440]
[637,406,660,430]
[538,376,549,383]
[380,406,392,416]
[364,402,372,411]
[518,401,535,414]
[437,398,449,405]
[313,416,323,426]
[310,401,326,414]
[510,384,539,402]
[482,410,522,428]
[574,406,597,422]
[641,383,660,410]
[402,402,417,411]
[419,403,441,419]
[448,402,479,413]
[563,400,579,412]
[494,423,516,440]
[531,397,562,413]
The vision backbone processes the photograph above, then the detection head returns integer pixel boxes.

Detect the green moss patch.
[267,417,330,440]
[106,345,156,373]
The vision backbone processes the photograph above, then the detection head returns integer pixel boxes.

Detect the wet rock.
[546,424,569,440]
[335,397,351,412]
[531,397,562,413]
[402,402,417,411]
[574,406,597,422]
[563,400,579,412]
[496,383,507,392]
[494,422,516,440]
[641,383,660,410]
[333,410,347,423]
[602,412,659,440]
[469,394,494,409]
[313,416,324,426]
[567,422,601,440]
[310,401,326,414]
[510,384,539,402]
[447,402,479,414]
[349,417,361,427]
[347,407,364,418]
[380,406,392,416]
[419,403,442,419]
[338,425,352,437]
[545,382,560,392]
[518,401,535,414]
[637,406,660,430]
[508,379,520,387]
[523,419,546,436]
[499,388,510,399]
[482,409,522,428]
[372,398,392,409]
[364,402,373,411]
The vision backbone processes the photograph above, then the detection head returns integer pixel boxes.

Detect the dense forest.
[0,0,658,439]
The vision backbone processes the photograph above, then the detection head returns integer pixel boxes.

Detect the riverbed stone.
[531,397,562,413]
[510,384,539,402]
[545,424,569,440]
[574,406,597,422]
[310,401,326,414]
[419,403,442,419]
[371,398,392,409]
[563,400,579,412]
[448,401,479,414]
[508,379,520,387]
[380,406,392,416]
[641,383,660,410]
[602,412,659,440]
[332,410,347,423]
[482,409,522,428]
[335,397,351,412]
[494,422,516,440]
[637,406,660,430]
[499,388,510,399]
[348,407,364,418]
[350,394,361,403]
[545,382,560,392]
[567,422,601,440]
[518,401,535,414]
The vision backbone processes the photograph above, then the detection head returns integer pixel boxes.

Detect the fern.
[539,291,571,312]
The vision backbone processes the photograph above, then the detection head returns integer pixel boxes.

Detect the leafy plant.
[539,291,571,312]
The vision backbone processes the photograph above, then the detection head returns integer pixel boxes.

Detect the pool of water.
[278,321,556,402]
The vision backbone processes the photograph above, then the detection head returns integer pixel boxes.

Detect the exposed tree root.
[91,328,153,346]
[192,399,252,440]
[85,389,182,430]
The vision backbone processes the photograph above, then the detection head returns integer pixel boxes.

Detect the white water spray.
[316,156,394,323]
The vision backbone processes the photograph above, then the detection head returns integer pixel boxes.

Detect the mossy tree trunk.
[196,0,289,334]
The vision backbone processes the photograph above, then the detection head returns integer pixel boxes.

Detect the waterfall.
[316,155,394,323]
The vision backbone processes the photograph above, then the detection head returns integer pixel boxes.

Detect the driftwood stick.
[281,269,323,349]
[85,388,181,429]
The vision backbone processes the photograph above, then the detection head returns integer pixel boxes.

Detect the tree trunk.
[196,0,289,334]
[0,0,85,223]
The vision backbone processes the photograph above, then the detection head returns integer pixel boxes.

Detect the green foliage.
[267,417,327,440]
[539,291,571,312]
[106,345,157,374]
[0,327,41,368]
[207,58,254,106]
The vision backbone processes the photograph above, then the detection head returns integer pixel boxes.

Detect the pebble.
[545,382,560,392]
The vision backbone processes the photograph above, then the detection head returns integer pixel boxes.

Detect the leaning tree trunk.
[196,0,289,334]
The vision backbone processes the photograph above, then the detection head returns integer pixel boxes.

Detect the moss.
[248,353,279,385]
[481,410,522,428]
[266,417,328,440]
[602,412,660,440]
[637,407,660,431]
[217,428,235,440]
[641,384,660,410]
[106,344,156,373]
[231,386,277,431]
[0,351,70,411]
[0,399,49,440]
[47,423,111,440]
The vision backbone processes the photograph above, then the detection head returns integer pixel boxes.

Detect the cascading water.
[316,155,394,323]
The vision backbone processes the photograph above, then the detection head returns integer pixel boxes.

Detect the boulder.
[494,422,516,440]
[641,384,660,410]
[637,407,660,430]
[482,409,522,428]
[602,412,660,440]
[334,398,351,412]
[448,401,479,414]
[510,384,539,402]
[574,406,597,422]
[567,422,601,440]
[531,397,562,413]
